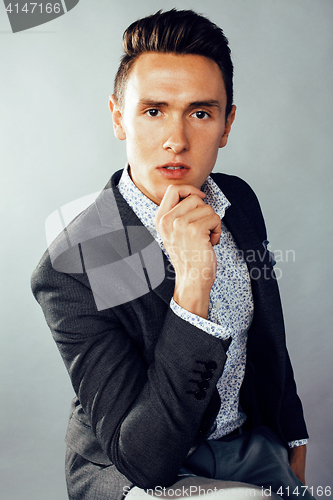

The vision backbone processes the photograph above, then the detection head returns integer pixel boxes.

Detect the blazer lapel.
[223,201,271,270]
[223,192,287,387]
[223,200,280,314]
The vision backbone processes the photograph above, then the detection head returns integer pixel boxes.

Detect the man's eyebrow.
[188,100,221,109]
[138,99,169,107]
[138,99,221,109]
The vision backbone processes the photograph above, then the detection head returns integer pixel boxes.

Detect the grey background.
[0,0,332,498]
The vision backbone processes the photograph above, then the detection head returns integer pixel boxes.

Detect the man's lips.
[156,163,190,179]
[157,162,190,170]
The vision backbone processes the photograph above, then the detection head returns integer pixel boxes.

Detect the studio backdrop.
[1,1,332,499]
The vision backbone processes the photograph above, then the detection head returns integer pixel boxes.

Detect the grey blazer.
[31,170,308,491]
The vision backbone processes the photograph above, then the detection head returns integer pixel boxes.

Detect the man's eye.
[146,109,161,117]
[193,111,209,119]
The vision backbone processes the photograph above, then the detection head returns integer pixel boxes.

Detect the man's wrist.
[289,444,307,485]
[173,290,210,318]
[173,281,212,318]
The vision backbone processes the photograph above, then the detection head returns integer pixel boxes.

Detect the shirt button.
[215,301,221,310]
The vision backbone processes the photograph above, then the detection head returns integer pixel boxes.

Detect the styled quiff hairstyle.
[114,9,234,118]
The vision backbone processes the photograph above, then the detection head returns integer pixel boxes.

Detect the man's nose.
[162,119,189,154]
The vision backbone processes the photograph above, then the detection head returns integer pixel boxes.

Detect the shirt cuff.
[170,298,230,340]
[288,439,308,448]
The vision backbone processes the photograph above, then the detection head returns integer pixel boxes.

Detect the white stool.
[126,476,280,499]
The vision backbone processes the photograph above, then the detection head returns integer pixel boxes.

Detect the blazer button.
[198,380,209,390]
[205,361,217,371]
[201,371,212,381]
[195,390,206,400]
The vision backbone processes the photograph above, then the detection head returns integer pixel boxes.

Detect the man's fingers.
[210,227,221,246]
[155,185,221,246]
[155,184,205,223]
[198,213,221,246]
[172,205,219,229]
[172,208,221,246]
[161,194,207,225]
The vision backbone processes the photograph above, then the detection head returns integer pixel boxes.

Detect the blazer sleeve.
[278,351,309,443]
[31,251,230,489]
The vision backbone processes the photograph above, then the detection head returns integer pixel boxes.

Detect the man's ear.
[109,94,126,141]
[219,105,236,149]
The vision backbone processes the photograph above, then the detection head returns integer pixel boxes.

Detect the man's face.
[110,52,236,205]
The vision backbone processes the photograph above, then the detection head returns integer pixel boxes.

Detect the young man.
[32,9,312,500]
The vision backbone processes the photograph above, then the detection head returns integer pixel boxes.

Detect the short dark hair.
[114,9,234,118]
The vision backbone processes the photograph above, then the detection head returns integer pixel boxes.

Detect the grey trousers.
[181,425,314,500]
[66,425,314,500]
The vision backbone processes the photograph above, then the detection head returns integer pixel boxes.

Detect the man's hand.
[289,445,307,485]
[154,184,221,319]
